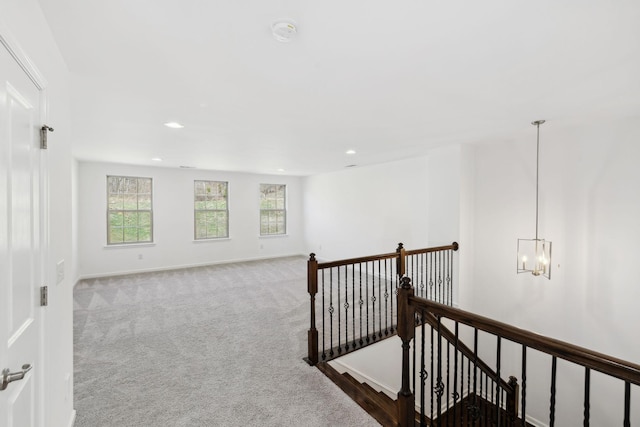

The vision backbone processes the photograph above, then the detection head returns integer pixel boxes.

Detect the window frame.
[259,183,287,236]
[106,175,154,245]
[194,180,229,240]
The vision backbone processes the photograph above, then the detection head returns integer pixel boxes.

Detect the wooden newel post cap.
[397,242,404,251]
[400,276,412,289]
[452,242,459,251]
[309,253,316,261]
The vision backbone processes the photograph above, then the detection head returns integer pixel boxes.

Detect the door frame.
[0,20,50,427]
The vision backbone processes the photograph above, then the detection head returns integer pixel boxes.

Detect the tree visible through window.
[107,176,153,244]
[260,184,286,235]
[194,180,229,239]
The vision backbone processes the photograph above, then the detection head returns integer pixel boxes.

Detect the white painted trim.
[75,253,305,281]
[328,358,397,400]
[103,243,156,249]
[67,410,77,427]
[0,22,47,89]
[525,414,546,427]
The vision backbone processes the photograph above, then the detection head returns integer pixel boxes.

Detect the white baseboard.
[75,253,305,281]
[67,410,76,427]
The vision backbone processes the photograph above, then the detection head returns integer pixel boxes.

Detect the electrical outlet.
[56,260,64,284]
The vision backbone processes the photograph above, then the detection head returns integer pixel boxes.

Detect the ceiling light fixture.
[164,122,184,129]
[346,150,356,155]
[272,20,297,43]
[517,120,552,279]
[151,157,162,162]
[277,168,285,172]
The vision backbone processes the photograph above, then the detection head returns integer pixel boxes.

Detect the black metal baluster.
[372,261,377,342]
[343,266,349,352]
[378,260,382,339]
[429,252,434,300]
[550,356,557,427]
[384,259,389,336]
[420,310,427,427]
[436,316,443,426]
[448,249,453,306]
[321,269,326,360]
[390,259,395,334]
[479,371,484,427]
[431,322,435,423]
[420,252,425,298]
[468,353,472,425]
[438,250,442,303]
[583,367,590,427]
[358,263,363,348]
[365,262,370,344]
[447,340,451,416]
[496,336,502,427]
[445,249,450,305]
[337,267,342,354]
[453,322,459,424]
[472,328,479,424]
[329,269,334,358]
[352,265,356,349]
[522,345,527,426]
[624,382,631,427]
[460,343,465,426]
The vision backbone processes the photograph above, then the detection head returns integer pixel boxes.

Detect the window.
[107,176,153,244]
[260,184,286,235]
[194,180,229,239]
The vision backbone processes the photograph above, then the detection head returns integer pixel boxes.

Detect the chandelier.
[517,120,552,279]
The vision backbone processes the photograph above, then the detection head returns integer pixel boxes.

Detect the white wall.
[1,1,75,426]
[468,117,640,425]
[77,162,305,278]
[304,156,430,261]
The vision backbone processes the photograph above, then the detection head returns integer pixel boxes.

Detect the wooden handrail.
[409,296,640,387]
[317,241,459,270]
[317,252,398,269]
[404,242,459,256]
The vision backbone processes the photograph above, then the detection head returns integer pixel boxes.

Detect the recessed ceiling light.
[277,168,285,172]
[151,157,162,162]
[179,165,195,169]
[346,149,356,155]
[164,122,184,129]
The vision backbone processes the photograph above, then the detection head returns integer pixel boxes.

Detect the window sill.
[258,234,289,239]
[104,242,156,249]
[192,238,231,243]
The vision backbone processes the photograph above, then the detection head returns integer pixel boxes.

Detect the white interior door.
[0,42,43,427]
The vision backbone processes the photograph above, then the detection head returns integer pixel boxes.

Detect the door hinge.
[40,125,54,149]
[40,286,48,306]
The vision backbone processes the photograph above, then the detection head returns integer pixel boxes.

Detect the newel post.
[397,276,415,427]
[305,253,319,365]
[396,242,406,277]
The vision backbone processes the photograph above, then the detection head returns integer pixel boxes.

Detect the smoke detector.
[272,20,297,43]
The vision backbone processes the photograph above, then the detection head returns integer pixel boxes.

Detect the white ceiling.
[37,0,640,176]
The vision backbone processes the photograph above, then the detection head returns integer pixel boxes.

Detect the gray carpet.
[73,256,380,427]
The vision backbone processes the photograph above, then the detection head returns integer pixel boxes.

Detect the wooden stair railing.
[305,242,459,366]
[397,277,640,426]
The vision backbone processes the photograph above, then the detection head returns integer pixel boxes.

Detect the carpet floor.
[73,256,380,426]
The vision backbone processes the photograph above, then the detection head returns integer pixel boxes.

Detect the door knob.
[1,364,32,391]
